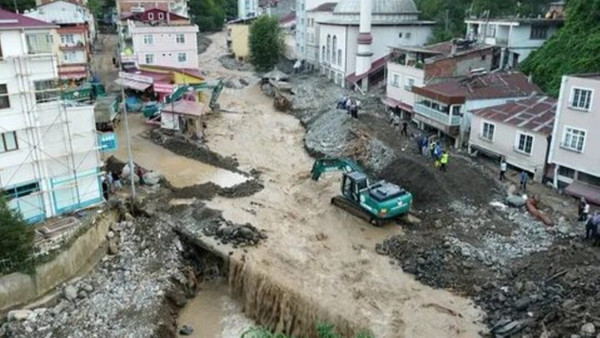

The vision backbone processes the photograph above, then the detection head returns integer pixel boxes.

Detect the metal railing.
[414,103,461,126]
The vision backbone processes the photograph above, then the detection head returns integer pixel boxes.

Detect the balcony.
[414,103,461,126]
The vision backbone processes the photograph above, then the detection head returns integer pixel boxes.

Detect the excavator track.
[331,196,382,226]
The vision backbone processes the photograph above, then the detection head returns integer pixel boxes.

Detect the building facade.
[120,9,198,69]
[469,96,556,181]
[238,0,259,18]
[318,0,434,89]
[116,0,188,17]
[465,11,563,69]
[25,0,95,81]
[385,40,499,120]
[411,71,540,147]
[304,2,336,69]
[226,18,254,61]
[0,9,102,223]
[295,0,337,63]
[548,74,600,203]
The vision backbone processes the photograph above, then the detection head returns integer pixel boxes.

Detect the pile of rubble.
[218,55,253,71]
[1,217,190,338]
[202,220,267,247]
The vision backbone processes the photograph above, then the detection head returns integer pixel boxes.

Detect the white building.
[296,0,338,63]
[0,9,103,223]
[238,0,259,19]
[465,3,564,69]
[318,0,434,89]
[303,2,337,69]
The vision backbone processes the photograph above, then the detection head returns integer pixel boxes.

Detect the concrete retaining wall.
[0,209,118,312]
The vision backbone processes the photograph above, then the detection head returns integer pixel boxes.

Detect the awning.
[565,180,600,206]
[382,97,413,112]
[346,55,388,84]
[114,78,152,91]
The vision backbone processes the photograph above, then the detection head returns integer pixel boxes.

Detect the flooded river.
[177,280,255,338]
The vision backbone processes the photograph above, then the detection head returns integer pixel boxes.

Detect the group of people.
[498,158,529,192]
[416,135,449,172]
[337,95,360,119]
[578,197,600,242]
[100,164,146,201]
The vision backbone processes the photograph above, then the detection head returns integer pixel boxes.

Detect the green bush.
[0,195,35,274]
[249,15,284,72]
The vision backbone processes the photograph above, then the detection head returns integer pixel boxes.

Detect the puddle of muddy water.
[178,280,255,338]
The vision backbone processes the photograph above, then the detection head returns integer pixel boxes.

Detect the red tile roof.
[308,2,337,12]
[413,72,541,103]
[0,8,56,30]
[472,95,556,135]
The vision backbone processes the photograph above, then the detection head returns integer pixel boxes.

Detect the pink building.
[120,9,198,69]
[548,74,600,204]
[116,0,188,17]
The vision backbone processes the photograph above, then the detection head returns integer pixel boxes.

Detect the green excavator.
[311,158,413,225]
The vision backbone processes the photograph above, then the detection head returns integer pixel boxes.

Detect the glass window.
[530,25,548,40]
[158,12,164,20]
[148,12,154,20]
[405,32,411,39]
[404,77,414,91]
[391,74,400,87]
[145,53,154,64]
[481,122,495,141]
[0,131,18,152]
[60,34,74,44]
[558,166,575,178]
[0,84,9,109]
[143,35,153,44]
[571,88,592,110]
[34,80,59,103]
[177,52,187,63]
[176,34,185,44]
[562,127,586,153]
[516,133,534,154]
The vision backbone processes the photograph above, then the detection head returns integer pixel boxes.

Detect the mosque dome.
[333,0,419,15]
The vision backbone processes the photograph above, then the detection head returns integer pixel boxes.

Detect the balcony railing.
[414,103,461,126]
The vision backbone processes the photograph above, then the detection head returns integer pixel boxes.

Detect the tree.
[0,194,35,274]
[249,15,284,72]
[0,0,35,13]
[189,0,227,32]
[520,0,600,96]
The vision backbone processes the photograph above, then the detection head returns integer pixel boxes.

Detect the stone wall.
[0,209,119,312]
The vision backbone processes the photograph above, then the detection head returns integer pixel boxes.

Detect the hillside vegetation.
[521,0,600,96]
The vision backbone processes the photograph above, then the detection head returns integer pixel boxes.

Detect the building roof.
[412,72,541,104]
[472,95,556,135]
[308,2,337,12]
[465,17,563,25]
[25,0,90,25]
[570,73,600,81]
[346,55,388,83]
[334,0,419,14]
[0,8,57,30]
[279,11,296,24]
[121,8,189,21]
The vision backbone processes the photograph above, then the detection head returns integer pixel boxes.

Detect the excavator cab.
[341,172,368,202]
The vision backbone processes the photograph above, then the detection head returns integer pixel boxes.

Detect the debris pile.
[202,220,267,247]
[1,218,190,338]
[218,55,253,71]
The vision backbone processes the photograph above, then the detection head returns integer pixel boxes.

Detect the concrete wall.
[550,76,600,178]
[469,114,549,179]
[0,210,118,312]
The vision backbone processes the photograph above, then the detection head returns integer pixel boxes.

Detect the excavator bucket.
[310,158,362,181]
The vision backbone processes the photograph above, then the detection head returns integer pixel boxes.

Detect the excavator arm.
[310,158,363,181]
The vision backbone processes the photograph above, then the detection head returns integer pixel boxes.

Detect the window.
[60,34,74,44]
[488,25,496,37]
[391,74,400,87]
[398,32,403,38]
[2,182,39,200]
[34,80,59,103]
[570,88,592,111]
[452,105,463,117]
[176,34,185,44]
[63,51,78,62]
[579,172,600,187]
[405,32,411,39]
[404,77,415,91]
[326,35,331,62]
[332,36,337,64]
[530,25,548,40]
[145,53,154,64]
[148,12,154,20]
[558,166,575,179]
[337,49,342,65]
[158,12,164,20]
[481,54,486,60]
[0,84,9,109]
[177,52,187,63]
[481,122,495,141]
[26,33,53,54]
[321,46,325,61]
[562,127,586,153]
[0,131,18,152]
[143,34,153,45]
[516,133,534,155]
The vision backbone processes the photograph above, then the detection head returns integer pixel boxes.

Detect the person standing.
[350,102,358,119]
[519,171,529,192]
[401,121,408,136]
[578,197,588,221]
[440,151,449,172]
[111,171,122,190]
[101,175,109,201]
[499,158,507,181]
[581,199,590,222]
[585,212,598,240]
[346,98,352,114]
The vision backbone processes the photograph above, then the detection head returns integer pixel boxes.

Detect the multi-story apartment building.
[464,3,564,69]
[238,0,259,18]
[385,39,499,120]
[0,9,102,223]
[116,0,188,17]
[120,9,198,69]
[304,2,336,69]
[548,74,600,204]
[295,0,337,62]
[25,0,95,81]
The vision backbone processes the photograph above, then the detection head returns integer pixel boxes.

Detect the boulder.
[8,310,33,321]
[506,194,527,208]
[514,296,531,311]
[64,285,79,301]
[108,239,119,255]
[582,323,596,337]
[179,325,194,336]
[142,171,162,186]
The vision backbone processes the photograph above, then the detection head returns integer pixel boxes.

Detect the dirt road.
[198,33,485,337]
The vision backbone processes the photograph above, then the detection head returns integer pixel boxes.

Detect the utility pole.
[12,0,18,13]
[120,87,136,199]
[445,9,450,34]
